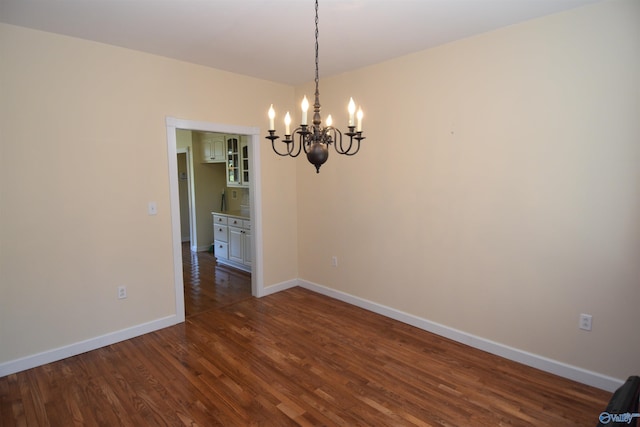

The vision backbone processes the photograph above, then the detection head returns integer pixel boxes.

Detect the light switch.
[148,201,158,215]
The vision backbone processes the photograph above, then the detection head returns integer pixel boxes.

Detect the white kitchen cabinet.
[199,134,225,163]
[214,240,228,260]
[228,226,244,263]
[226,135,249,188]
[212,213,251,272]
[228,220,252,267]
[242,220,252,268]
[212,215,229,259]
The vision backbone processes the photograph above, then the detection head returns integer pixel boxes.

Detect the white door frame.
[175,147,195,246]
[166,117,264,321]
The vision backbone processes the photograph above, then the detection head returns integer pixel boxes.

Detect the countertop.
[212,210,250,220]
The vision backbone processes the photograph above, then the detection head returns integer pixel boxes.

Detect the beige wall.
[1,0,638,386]
[0,23,298,364]
[296,0,639,381]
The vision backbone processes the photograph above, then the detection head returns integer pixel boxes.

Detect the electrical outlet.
[118,286,127,300]
[331,256,338,267]
[579,313,592,331]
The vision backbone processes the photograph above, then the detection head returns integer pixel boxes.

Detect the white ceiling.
[0,0,601,86]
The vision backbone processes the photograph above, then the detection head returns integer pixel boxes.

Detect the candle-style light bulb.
[268,105,275,131]
[326,114,333,128]
[348,97,356,127]
[357,108,363,132]
[301,96,309,126]
[284,112,291,135]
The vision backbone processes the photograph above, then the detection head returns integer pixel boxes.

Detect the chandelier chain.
[314,0,319,96]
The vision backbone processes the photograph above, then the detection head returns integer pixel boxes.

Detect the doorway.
[166,117,264,322]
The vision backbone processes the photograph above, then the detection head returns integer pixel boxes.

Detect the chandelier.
[266,0,365,173]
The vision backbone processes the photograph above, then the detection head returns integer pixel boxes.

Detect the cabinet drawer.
[214,224,228,242]
[214,241,228,259]
[213,215,227,225]
[228,217,243,227]
[242,220,251,229]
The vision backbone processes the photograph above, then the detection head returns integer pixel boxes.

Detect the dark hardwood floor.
[0,248,612,426]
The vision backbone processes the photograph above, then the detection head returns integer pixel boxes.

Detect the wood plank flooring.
[182,242,252,317]
[1,250,612,426]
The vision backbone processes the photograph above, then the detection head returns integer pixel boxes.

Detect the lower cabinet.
[212,213,251,272]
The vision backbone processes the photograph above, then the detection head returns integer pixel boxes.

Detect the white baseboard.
[298,279,623,393]
[2,279,623,393]
[215,257,251,273]
[259,278,298,297]
[0,315,182,377]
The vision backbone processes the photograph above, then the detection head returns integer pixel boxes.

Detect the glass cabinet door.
[226,137,240,185]
[241,140,249,185]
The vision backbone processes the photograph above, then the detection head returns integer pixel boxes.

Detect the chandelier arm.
[336,139,355,154]
[334,128,355,155]
[302,137,310,154]
[291,128,305,157]
[340,133,366,156]
[270,139,299,157]
[341,140,361,156]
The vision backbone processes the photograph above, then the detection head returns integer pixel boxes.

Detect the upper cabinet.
[241,137,250,186]
[198,133,225,163]
[194,132,250,187]
[227,135,249,188]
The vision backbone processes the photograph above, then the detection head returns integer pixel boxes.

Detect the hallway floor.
[182,243,252,317]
